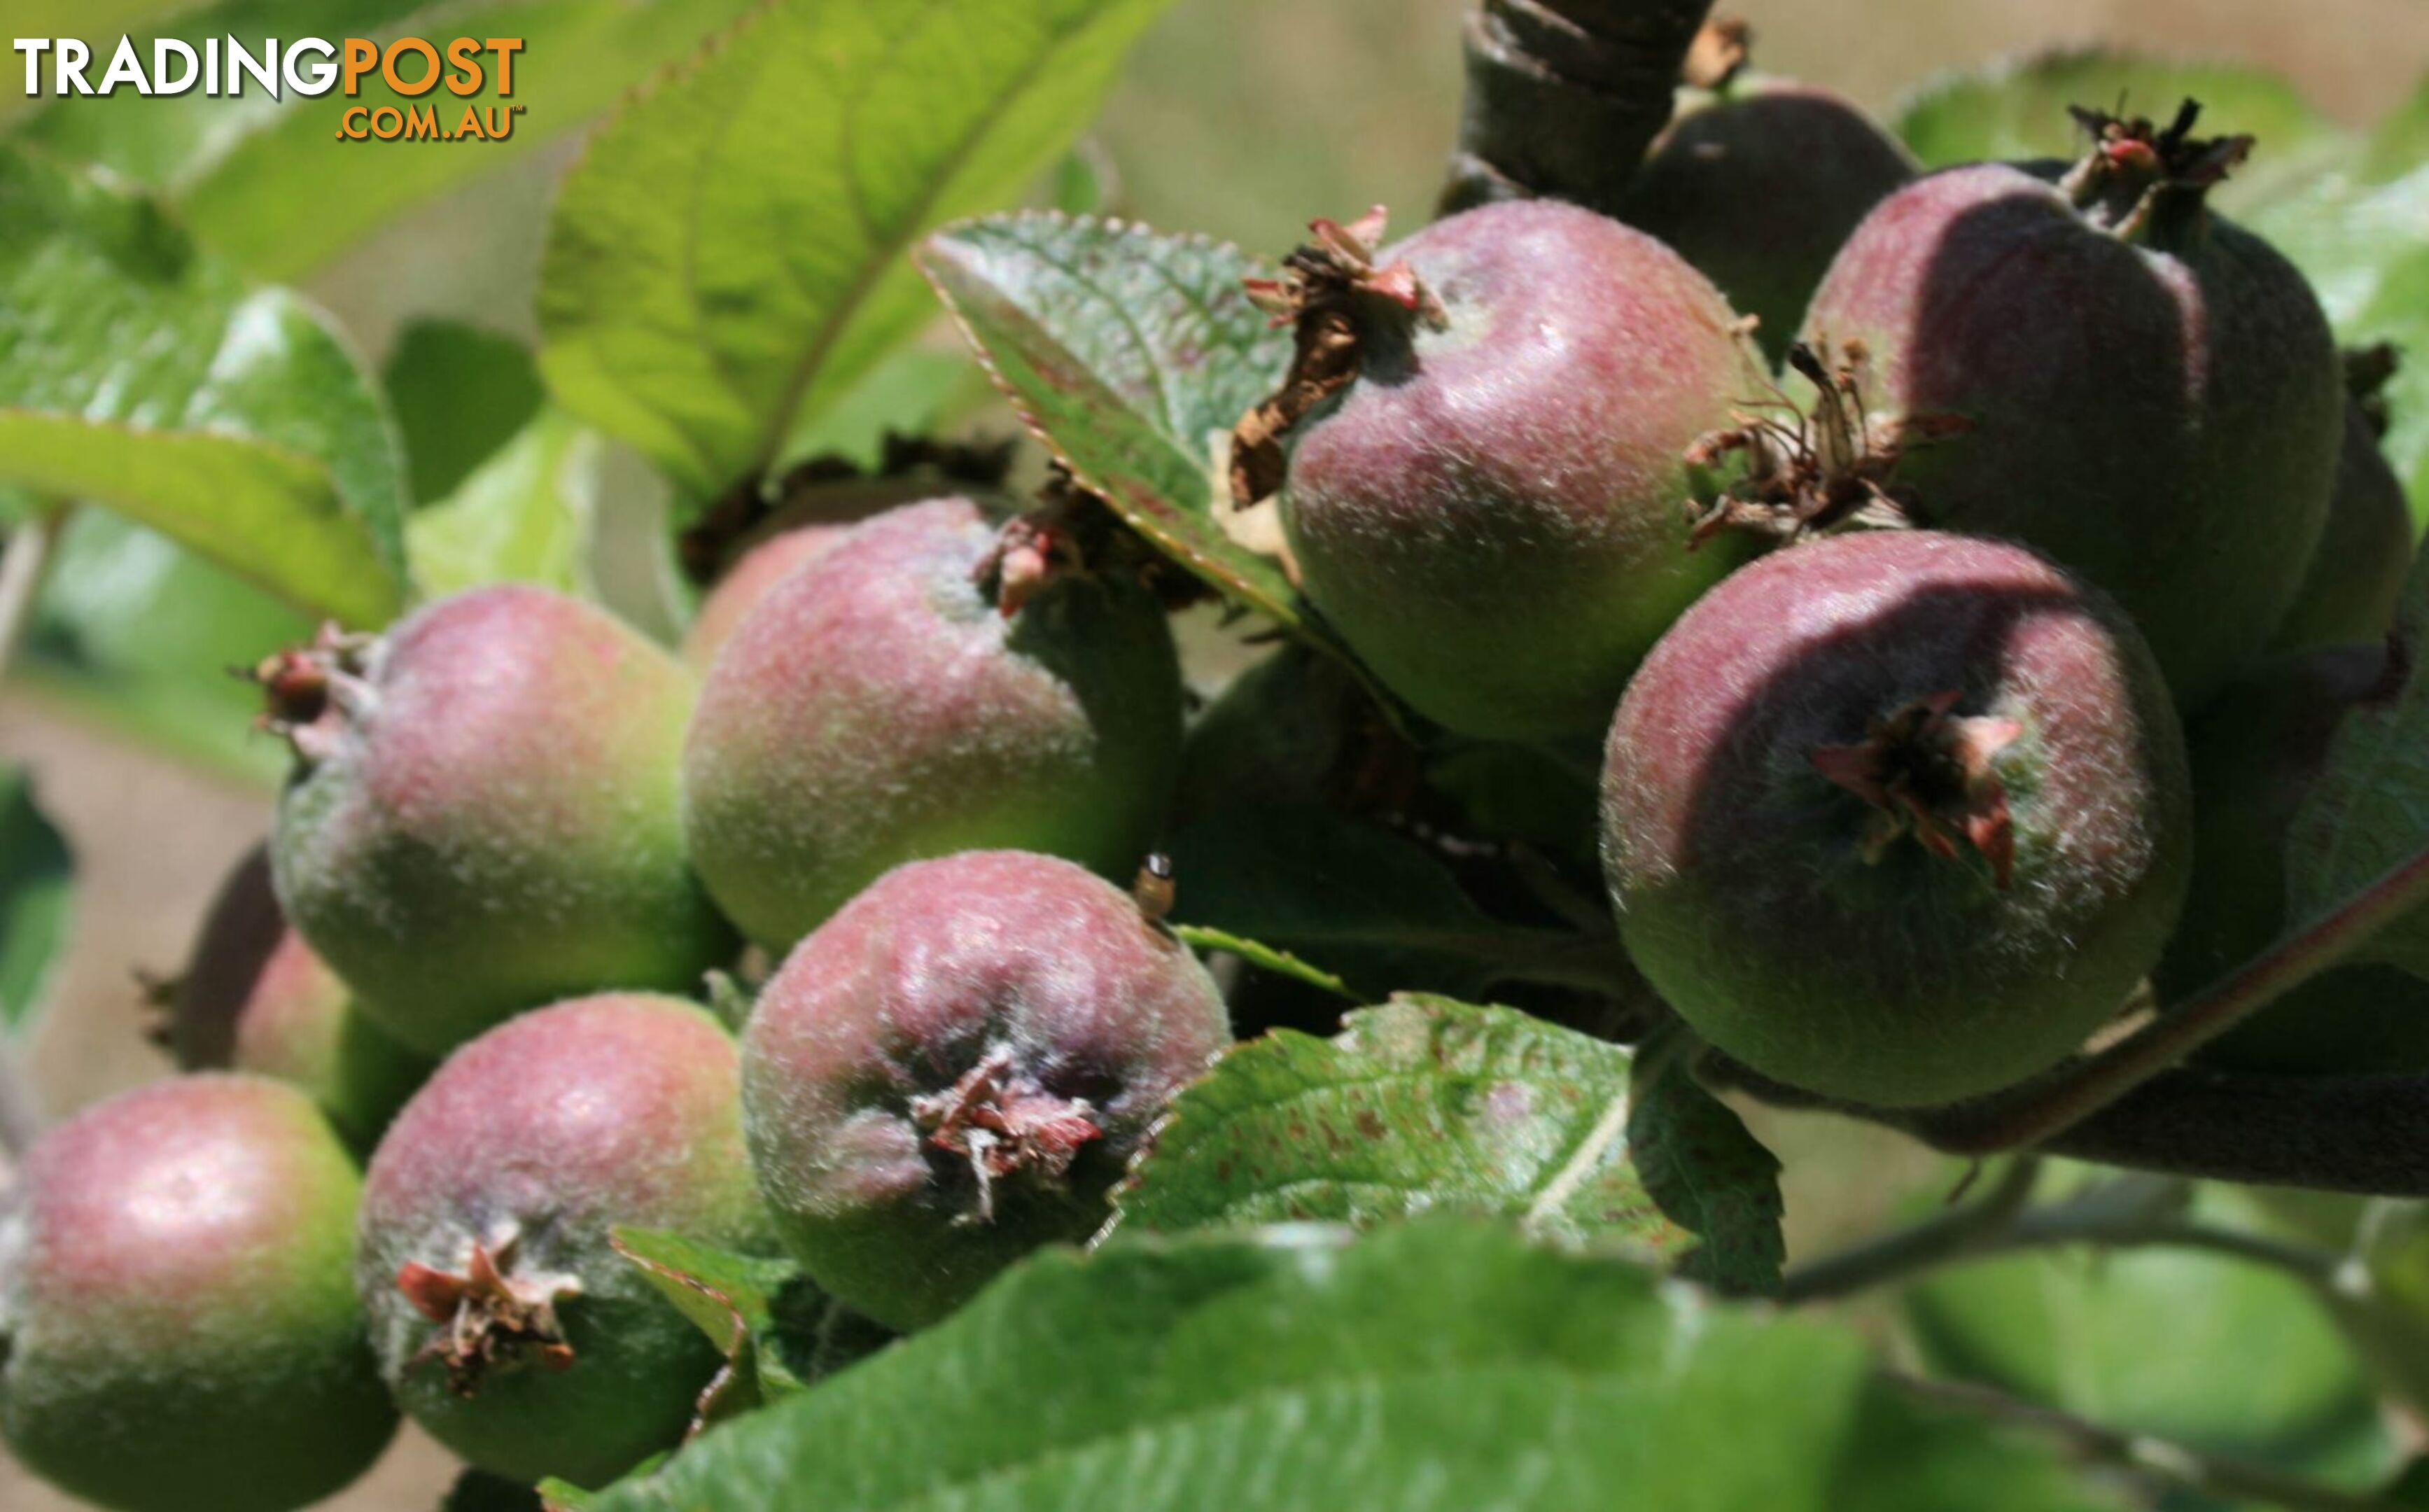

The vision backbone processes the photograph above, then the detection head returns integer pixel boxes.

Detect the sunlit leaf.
[1113,997,1784,1293]
[918,212,1304,624]
[384,320,545,505]
[538,0,1177,504]
[406,410,601,599]
[0,145,407,624]
[588,1223,2118,1511]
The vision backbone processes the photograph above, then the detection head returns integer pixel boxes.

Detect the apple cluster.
[1,53,2416,1512]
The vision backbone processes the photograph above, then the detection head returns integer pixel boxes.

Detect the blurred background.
[4,0,2428,1505]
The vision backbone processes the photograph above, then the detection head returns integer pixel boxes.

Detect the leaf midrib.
[680,1359,1632,1511]
[1129,1051,1644,1226]
[747,0,1130,478]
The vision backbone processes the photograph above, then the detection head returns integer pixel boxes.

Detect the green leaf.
[1893,49,2348,216]
[1168,925,1357,1000]
[2246,160,2429,344]
[1044,141,1114,216]
[917,213,1306,626]
[773,346,985,476]
[2366,72,2429,186]
[1423,737,1603,864]
[2234,104,2429,512]
[1168,647,1600,1002]
[2232,69,2429,376]
[0,145,407,625]
[589,1222,2120,1511]
[538,0,1177,505]
[0,416,402,627]
[1168,799,1605,1002]
[1112,997,1783,1292]
[1624,1029,1793,1294]
[22,512,311,784]
[611,1226,808,1426]
[0,767,75,1042]
[20,0,763,281]
[384,320,546,505]
[1905,1184,2381,1467]
[405,410,601,600]
[2287,547,2429,973]
[1822,1382,2127,1512]
[536,1479,601,1512]
[609,1226,890,1432]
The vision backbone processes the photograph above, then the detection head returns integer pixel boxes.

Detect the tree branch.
[1915,841,2429,1157]
[1783,1168,2351,1304]
[1791,1176,2406,1506]
[1721,1054,2429,1196]
[1879,1370,2398,1511]
[2012,1065,2429,1196]
[1709,836,2429,1193]
[1779,1156,2042,1304]
[1441,0,1715,216]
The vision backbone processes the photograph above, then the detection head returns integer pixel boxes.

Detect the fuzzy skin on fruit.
[163,843,429,1149]
[680,523,845,671]
[2271,401,2416,653]
[2156,643,2429,1072]
[269,586,736,1056]
[1602,531,2191,1107]
[356,993,774,1488]
[1614,78,1916,365]
[742,851,1229,1329]
[1800,151,2342,706]
[0,1075,395,1512]
[682,498,1183,949]
[1278,199,1756,738]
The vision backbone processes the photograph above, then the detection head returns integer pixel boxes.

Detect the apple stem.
[1441,0,1716,217]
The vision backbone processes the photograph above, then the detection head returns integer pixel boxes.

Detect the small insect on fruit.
[1132,852,1178,923]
